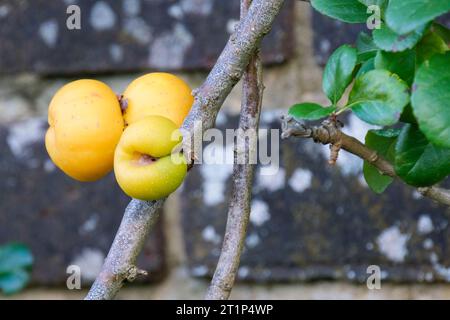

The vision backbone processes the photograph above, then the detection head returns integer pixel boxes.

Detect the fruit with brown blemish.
[114,115,187,200]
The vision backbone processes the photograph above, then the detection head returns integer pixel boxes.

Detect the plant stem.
[281,116,450,207]
[85,0,285,300]
[205,0,264,301]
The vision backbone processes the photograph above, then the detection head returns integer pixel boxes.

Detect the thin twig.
[281,116,450,207]
[85,0,285,300]
[205,0,264,301]
[85,199,164,300]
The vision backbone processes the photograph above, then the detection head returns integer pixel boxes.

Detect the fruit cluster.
[45,73,193,200]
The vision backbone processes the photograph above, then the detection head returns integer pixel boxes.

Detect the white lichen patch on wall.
[256,167,286,192]
[180,0,213,16]
[288,168,312,193]
[90,1,116,31]
[245,233,261,248]
[200,143,234,206]
[0,4,10,18]
[417,214,434,235]
[430,252,450,282]
[123,0,141,17]
[39,20,59,48]
[250,200,270,227]
[149,23,193,69]
[202,225,221,245]
[70,248,105,282]
[109,44,124,63]
[376,226,409,263]
[123,17,153,44]
[7,118,46,160]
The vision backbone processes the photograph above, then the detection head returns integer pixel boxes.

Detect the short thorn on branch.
[281,115,450,207]
[125,266,148,282]
[281,115,344,165]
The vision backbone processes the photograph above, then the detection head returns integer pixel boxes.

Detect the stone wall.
[1,1,450,299]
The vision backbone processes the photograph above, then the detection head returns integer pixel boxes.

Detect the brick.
[181,111,450,283]
[0,0,293,75]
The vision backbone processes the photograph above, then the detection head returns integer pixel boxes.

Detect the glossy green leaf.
[288,103,336,121]
[323,45,358,104]
[356,32,378,62]
[0,270,30,295]
[0,243,33,274]
[349,70,410,125]
[363,129,399,193]
[374,49,416,85]
[411,52,450,148]
[311,0,369,23]
[395,124,450,187]
[373,22,428,52]
[386,0,450,35]
[416,28,449,65]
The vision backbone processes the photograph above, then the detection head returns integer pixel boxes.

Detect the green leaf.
[0,270,30,295]
[395,124,450,187]
[356,57,375,78]
[411,52,450,148]
[0,243,33,274]
[356,32,378,62]
[323,45,358,104]
[311,0,369,23]
[373,22,428,52]
[374,49,416,85]
[386,0,450,35]
[349,70,410,126]
[288,103,336,121]
[363,129,399,193]
[416,28,449,65]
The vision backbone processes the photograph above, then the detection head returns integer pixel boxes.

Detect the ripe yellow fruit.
[114,116,187,200]
[122,73,194,127]
[45,79,124,182]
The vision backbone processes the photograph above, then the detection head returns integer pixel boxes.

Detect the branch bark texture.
[281,116,450,207]
[85,199,164,300]
[86,0,285,300]
[205,0,264,301]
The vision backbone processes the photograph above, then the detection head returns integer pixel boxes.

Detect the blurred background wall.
[1,0,450,299]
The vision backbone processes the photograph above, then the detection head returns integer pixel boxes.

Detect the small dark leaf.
[374,49,416,85]
[363,129,399,193]
[323,45,358,104]
[411,52,450,148]
[349,70,410,126]
[386,0,450,35]
[395,124,450,187]
[288,103,336,121]
[373,23,428,52]
[356,32,378,62]
[311,0,369,23]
